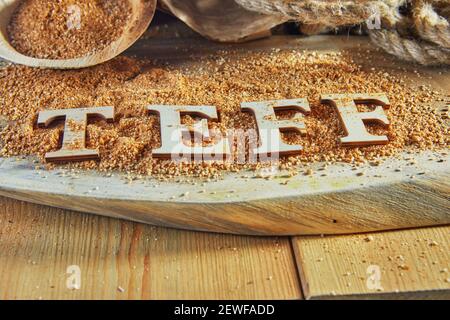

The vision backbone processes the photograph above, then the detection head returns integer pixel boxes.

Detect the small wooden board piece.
[292,226,450,299]
[0,196,302,300]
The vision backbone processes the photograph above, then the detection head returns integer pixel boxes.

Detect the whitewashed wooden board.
[0,150,448,235]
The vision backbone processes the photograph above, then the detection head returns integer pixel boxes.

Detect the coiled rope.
[235,0,450,65]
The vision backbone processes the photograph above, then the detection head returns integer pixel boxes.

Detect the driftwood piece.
[159,0,286,42]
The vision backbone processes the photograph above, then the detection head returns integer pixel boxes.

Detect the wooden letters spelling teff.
[37,94,391,162]
[37,107,114,162]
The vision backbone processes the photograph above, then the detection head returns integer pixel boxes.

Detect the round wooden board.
[0,36,449,235]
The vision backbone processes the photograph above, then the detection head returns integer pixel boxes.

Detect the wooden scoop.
[0,0,156,69]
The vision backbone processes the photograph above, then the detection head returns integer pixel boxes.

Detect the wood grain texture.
[0,197,301,300]
[293,226,450,299]
[0,0,156,69]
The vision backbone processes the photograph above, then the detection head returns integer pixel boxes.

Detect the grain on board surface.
[0,49,448,178]
[7,0,131,59]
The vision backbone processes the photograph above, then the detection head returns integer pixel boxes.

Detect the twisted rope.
[369,29,450,65]
[413,2,450,48]
[235,0,379,26]
[369,0,450,65]
[235,0,450,65]
[235,0,408,25]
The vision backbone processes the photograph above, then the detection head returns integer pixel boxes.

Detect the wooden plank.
[0,196,302,300]
[292,226,450,299]
[0,35,449,236]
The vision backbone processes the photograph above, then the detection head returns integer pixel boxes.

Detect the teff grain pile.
[0,49,448,178]
[8,0,131,59]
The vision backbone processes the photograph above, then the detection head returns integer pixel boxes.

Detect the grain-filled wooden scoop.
[0,0,156,69]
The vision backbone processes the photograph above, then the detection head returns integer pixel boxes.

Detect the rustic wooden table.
[0,196,448,299]
[0,15,448,300]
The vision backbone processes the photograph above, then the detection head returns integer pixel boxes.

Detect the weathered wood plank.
[292,226,450,299]
[0,196,302,300]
